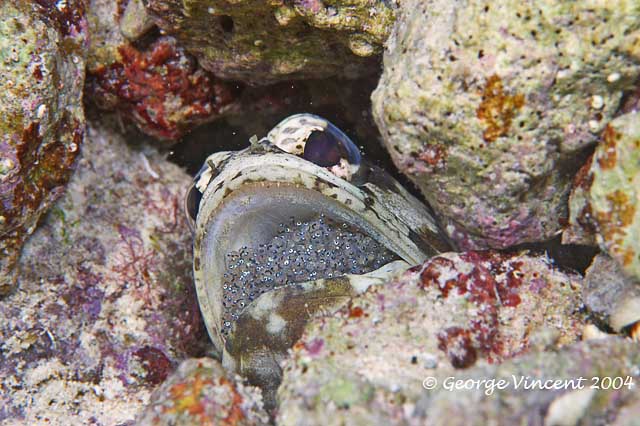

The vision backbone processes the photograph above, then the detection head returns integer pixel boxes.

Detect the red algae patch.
[89,37,239,141]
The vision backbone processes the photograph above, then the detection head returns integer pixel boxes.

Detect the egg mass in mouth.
[220,214,397,334]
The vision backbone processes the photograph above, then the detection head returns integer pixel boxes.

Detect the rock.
[85,0,128,73]
[584,254,640,336]
[141,0,395,84]
[414,337,640,426]
[277,251,587,424]
[563,155,598,246]
[0,119,210,424]
[566,111,640,281]
[120,0,155,41]
[372,0,640,250]
[588,112,640,281]
[0,0,87,294]
[611,395,640,426]
[565,112,640,259]
[137,358,268,426]
[86,0,240,141]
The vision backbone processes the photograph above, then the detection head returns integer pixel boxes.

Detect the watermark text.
[422,375,635,395]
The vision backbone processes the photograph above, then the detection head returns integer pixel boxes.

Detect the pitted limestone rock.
[372,0,640,250]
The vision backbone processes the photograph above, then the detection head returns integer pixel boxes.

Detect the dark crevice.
[219,15,234,33]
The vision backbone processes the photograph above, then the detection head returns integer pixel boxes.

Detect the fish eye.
[185,162,211,231]
[303,130,343,167]
[267,114,362,168]
[184,183,202,231]
[302,122,361,169]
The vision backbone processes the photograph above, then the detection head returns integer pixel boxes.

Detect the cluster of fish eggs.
[221,215,396,334]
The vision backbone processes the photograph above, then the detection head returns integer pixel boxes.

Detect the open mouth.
[196,180,406,337]
[190,115,449,353]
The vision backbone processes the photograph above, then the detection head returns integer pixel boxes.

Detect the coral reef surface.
[277,251,588,424]
[0,0,88,294]
[142,0,395,84]
[372,0,640,249]
[0,119,207,424]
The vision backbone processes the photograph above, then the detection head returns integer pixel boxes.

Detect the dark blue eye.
[302,122,361,168]
[303,131,342,167]
[185,184,202,226]
[184,163,209,230]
